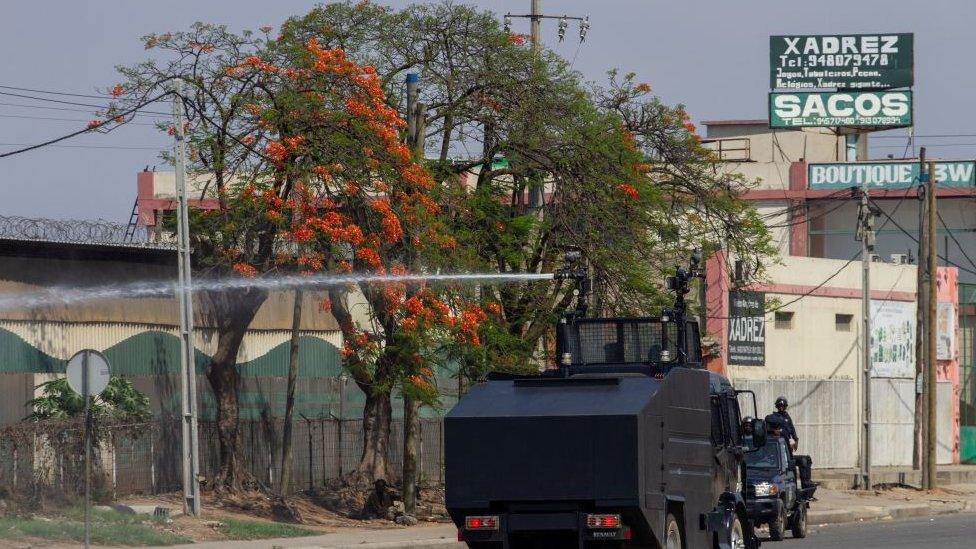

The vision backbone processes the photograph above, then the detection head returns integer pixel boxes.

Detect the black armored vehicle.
[445,256,766,549]
[744,437,817,541]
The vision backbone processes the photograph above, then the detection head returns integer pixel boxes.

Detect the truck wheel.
[790,505,808,539]
[768,506,786,541]
[665,513,683,549]
[729,515,746,549]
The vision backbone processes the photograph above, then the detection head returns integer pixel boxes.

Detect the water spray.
[0,271,556,312]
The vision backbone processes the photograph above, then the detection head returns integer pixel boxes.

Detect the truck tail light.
[465,515,499,530]
[586,514,622,529]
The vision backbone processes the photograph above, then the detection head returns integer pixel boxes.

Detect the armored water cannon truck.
[445,254,766,549]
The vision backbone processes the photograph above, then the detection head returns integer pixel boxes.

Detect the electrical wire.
[0,92,171,159]
[0,113,160,126]
[0,90,170,116]
[0,100,163,118]
[937,210,976,273]
[871,200,976,277]
[0,84,112,100]
[710,249,862,319]
[0,142,164,151]
[872,133,976,139]
[717,187,916,320]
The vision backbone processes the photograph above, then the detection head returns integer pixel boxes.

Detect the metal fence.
[5,417,445,498]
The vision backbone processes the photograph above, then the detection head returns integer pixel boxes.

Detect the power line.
[0,141,164,151]
[0,100,163,119]
[0,84,112,100]
[0,113,160,126]
[937,210,976,273]
[871,199,976,277]
[710,249,862,319]
[0,90,170,116]
[872,143,976,149]
[871,134,976,139]
[0,92,171,159]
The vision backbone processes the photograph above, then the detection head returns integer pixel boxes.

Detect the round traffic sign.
[66,350,111,397]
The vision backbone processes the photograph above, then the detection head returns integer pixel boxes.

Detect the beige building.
[699,120,962,469]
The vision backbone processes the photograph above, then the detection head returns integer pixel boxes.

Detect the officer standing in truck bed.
[769,396,798,450]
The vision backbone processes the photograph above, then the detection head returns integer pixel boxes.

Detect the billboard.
[870,299,915,378]
[769,90,912,128]
[728,291,765,366]
[770,33,914,90]
[808,161,976,190]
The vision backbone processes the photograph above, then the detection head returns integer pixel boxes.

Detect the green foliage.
[217,518,316,540]
[27,377,151,423]
[0,512,190,546]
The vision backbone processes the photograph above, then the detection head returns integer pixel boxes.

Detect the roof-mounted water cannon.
[661,251,705,367]
[553,248,590,319]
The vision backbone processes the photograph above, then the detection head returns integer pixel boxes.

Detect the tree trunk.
[201,287,267,493]
[402,395,420,514]
[278,289,303,496]
[356,388,394,483]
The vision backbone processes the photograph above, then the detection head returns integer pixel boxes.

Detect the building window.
[835,314,854,331]
[774,311,794,329]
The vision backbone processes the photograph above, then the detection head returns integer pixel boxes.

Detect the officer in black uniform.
[770,396,798,450]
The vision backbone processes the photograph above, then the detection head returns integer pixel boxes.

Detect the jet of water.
[0,272,556,312]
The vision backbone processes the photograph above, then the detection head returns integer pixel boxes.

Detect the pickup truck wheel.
[790,505,808,539]
[729,515,746,549]
[768,506,786,541]
[665,513,683,549]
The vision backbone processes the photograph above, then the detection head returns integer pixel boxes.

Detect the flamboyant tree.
[284,1,772,373]
[113,21,490,490]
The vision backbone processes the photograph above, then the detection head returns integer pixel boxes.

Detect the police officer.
[771,396,798,450]
[741,416,755,447]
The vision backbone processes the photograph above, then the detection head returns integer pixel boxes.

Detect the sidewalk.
[807,482,976,525]
[163,484,976,548]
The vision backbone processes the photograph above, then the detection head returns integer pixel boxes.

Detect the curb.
[330,541,461,549]
[809,502,972,526]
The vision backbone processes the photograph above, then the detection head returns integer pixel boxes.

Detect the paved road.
[773,513,976,548]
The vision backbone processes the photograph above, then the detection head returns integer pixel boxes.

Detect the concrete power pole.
[530,0,541,51]
[172,81,202,517]
[925,160,939,490]
[857,180,875,490]
[914,148,927,472]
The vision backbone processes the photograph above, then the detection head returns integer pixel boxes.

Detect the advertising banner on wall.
[770,90,912,128]
[808,161,976,190]
[728,291,765,366]
[770,33,914,89]
[870,299,916,378]
[938,302,956,360]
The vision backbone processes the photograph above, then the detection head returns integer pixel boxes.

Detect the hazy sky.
[1,0,973,221]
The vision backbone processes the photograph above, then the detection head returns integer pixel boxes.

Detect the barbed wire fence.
[0,214,174,249]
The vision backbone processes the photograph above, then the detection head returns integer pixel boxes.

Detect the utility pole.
[914,148,927,473]
[925,160,939,490]
[856,180,875,490]
[530,0,541,51]
[173,81,202,517]
[504,2,590,51]
[402,73,425,516]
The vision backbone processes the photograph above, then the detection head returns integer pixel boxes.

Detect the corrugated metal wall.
[737,378,953,469]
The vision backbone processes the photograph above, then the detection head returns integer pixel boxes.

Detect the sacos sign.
[769,90,912,128]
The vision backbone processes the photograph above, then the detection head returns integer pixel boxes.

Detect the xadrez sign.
[769,90,912,128]
[770,34,913,89]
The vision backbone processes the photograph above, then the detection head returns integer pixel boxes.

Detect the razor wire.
[0,214,175,249]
